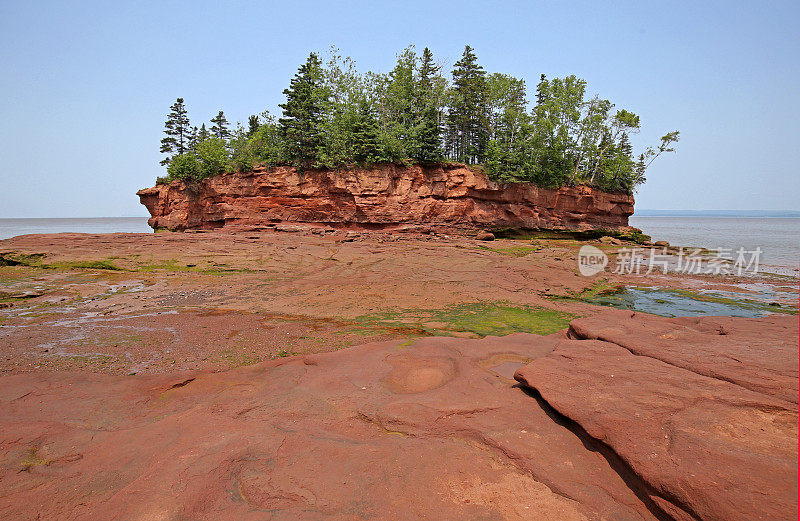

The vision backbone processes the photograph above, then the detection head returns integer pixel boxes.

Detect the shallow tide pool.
[581,287,796,318]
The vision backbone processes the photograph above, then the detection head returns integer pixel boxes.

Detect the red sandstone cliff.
[137,163,634,232]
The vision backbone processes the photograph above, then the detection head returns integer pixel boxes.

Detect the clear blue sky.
[1,0,798,217]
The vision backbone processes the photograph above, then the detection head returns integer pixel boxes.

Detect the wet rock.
[475,231,495,241]
[653,240,669,247]
[0,290,43,299]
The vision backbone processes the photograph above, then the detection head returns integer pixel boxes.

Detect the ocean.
[0,216,797,273]
[0,217,152,240]
[630,216,799,273]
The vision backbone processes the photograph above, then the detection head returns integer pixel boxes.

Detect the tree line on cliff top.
[159,45,679,194]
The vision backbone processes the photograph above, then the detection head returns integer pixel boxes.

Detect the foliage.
[158,46,679,194]
[247,115,260,136]
[249,112,285,166]
[160,98,192,166]
[166,152,200,181]
[195,137,228,178]
[279,53,327,169]
[445,46,489,164]
[414,51,445,162]
[210,111,230,140]
[228,124,255,173]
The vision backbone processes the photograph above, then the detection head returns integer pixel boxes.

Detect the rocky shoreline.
[0,228,796,520]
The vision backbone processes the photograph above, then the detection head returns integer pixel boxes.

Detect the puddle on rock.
[581,287,797,318]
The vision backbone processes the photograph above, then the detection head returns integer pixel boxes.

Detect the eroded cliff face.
[137,163,634,232]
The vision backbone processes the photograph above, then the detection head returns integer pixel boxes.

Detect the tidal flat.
[0,228,796,521]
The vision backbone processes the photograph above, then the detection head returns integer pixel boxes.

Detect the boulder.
[599,236,622,245]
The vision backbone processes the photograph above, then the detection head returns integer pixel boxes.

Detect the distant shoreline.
[634,210,800,218]
[3,211,799,220]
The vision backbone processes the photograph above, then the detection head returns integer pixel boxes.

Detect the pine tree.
[187,126,198,150]
[618,132,633,157]
[279,53,327,169]
[351,101,383,164]
[210,111,230,140]
[415,47,443,162]
[535,74,547,105]
[418,48,439,92]
[247,115,260,137]
[197,123,210,143]
[381,46,419,161]
[445,46,489,164]
[160,98,192,166]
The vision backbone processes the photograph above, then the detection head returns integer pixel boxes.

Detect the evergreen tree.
[153,46,678,195]
[247,115,260,137]
[418,48,438,91]
[445,46,489,164]
[279,53,327,169]
[535,74,547,105]
[197,123,210,143]
[160,98,192,166]
[350,100,383,164]
[414,47,443,162]
[210,111,230,140]
[187,126,198,151]
[379,46,419,161]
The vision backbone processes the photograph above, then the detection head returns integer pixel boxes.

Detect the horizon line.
[1,210,800,219]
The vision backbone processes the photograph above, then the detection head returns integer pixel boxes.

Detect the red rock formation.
[137,163,635,232]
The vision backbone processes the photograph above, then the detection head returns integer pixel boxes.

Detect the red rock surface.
[137,163,634,232]
[515,311,799,521]
[568,311,799,403]
[2,334,664,521]
[1,232,797,520]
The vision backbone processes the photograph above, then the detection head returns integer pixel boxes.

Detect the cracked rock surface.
[0,333,657,521]
[516,310,798,521]
[2,311,796,520]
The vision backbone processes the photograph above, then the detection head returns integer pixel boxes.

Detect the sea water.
[0,216,797,273]
[630,216,800,273]
[0,217,152,240]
